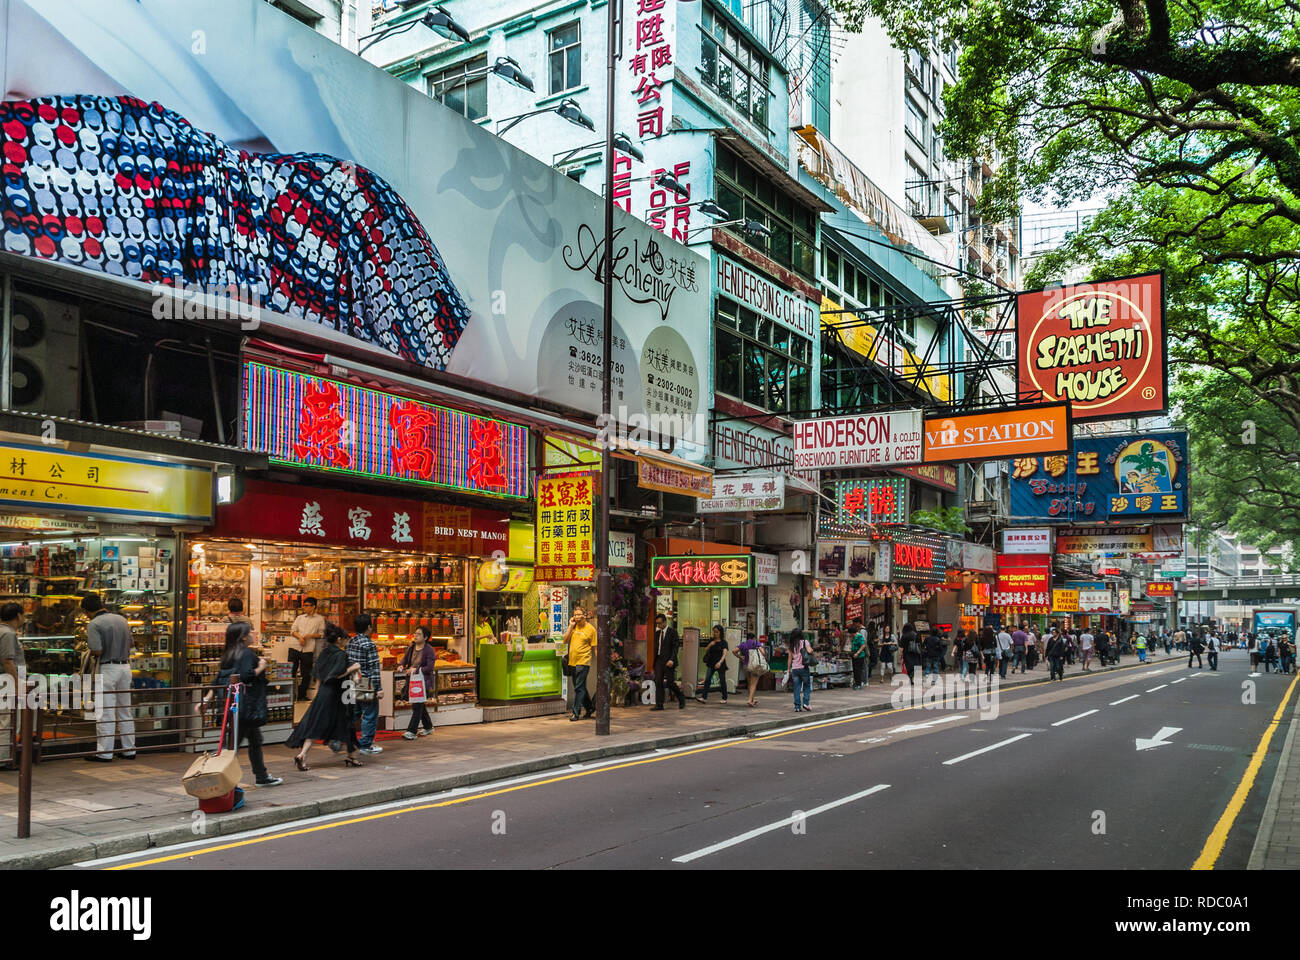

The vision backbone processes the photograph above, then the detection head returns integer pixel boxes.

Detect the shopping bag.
[408,671,427,704]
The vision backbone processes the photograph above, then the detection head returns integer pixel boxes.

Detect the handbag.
[801,642,818,668]
[351,675,378,704]
[561,650,575,677]
[748,645,769,675]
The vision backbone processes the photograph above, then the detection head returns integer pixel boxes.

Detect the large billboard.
[1017,273,1166,421]
[1009,431,1189,523]
[0,0,711,457]
[922,403,1070,465]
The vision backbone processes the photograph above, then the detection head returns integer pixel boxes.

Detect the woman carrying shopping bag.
[401,626,437,739]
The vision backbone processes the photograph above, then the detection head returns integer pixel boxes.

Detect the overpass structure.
[1174,574,1300,604]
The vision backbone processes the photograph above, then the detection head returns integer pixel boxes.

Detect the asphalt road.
[89,650,1297,870]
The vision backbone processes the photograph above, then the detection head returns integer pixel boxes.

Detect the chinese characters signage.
[536,473,595,582]
[823,478,908,537]
[1146,581,1174,597]
[624,0,676,142]
[651,555,753,589]
[994,553,1051,613]
[1002,528,1052,554]
[0,442,211,523]
[698,474,785,513]
[1009,432,1188,523]
[922,404,1070,465]
[242,362,529,499]
[793,411,924,470]
[1055,528,1155,555]
[894,463,958,492]
[637,459,713,498]
[1017,272,1166,420]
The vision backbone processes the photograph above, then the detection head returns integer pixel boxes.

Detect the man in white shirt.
[1079,629,1095,671]
[995,626,1013,679]
[1206,632,1220,671]
[290,598,325,701]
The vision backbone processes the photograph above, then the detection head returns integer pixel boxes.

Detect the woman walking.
[697,625,730,702]
[878,624,896,682]
[287,622,363,770]
[788,628,814,711]
[737,632,766,706]
[400,625,437,739]
[195,621,282,788]
[850,620,870,689]
[980,626,999,680]
[900,622,922,684]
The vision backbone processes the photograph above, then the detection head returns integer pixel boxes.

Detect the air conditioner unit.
[966,500,997,519]
[8,293,80,418]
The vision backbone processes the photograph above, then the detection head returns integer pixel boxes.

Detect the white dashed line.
[1146,685,1167,693]
[942,734,1032,766]
[1109,695,1140,706]
[1051,709,1099,727]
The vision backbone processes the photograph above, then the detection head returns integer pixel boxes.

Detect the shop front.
[992,552,1053,631]
[0,432,248,761]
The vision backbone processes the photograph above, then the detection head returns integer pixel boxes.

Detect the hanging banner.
[535,473,595,582]
[1009,431,1189,523]
[1017,272,1166,421]
[792,410,924,470]
[1056,528,1156,555]
[1146,581,1174,597]
[637,459,714,498]
[894,463,958,492]
[242,361,529,499]
[698,474,785,513]
[923,404,1071,464]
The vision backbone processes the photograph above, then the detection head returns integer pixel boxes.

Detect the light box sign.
[1056,528,1155,555]
[923,404,1071,465]
[1017,272,1166,421]
[651,555,753,589]
[1052,588,1080,612]
[698,475,785,513]
[971,582,991,606]
[888,531,947,585]
[1009,431,1188,523]
[0,0,711,460]
[535,473,595,583]
[1146,581,1174,597]
[242,361,528,498]
[827,478,909,536]
[994,554,1051,613]
[1002,528,1052,554]
[793,411,924,470]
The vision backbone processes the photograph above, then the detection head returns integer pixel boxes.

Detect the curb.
[1247,686,1300,869]
[0,654,1178,870]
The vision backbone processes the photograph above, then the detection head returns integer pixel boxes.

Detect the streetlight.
[496,97,595,136]
[554,132,645,167]
[431,57,536,98]
[684,217,770,241]
[642,198,730,224]
[358,6,471,54]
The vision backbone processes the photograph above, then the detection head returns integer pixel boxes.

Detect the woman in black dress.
[288,622,362,770]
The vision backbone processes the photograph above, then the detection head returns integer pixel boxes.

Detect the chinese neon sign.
[241,361,529,498]
[651,555,753,589]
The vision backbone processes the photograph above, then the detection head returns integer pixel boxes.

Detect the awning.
[610,439,715,498]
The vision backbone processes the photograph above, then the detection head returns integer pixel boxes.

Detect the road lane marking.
[1171,678,1187,684]
[672,784,891,863]
[1194,671,1300,869]
[1109,695,1140,706]
[1135,726,1182,751]
[102,658,1176,868]
[942,734,1032,766]
[1147,685,1167,692]
[890,714,966,732]
[1051,709,1099,727]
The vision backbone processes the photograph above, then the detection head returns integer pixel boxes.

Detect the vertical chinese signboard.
[242,361,529,499]
[535,473,595,582]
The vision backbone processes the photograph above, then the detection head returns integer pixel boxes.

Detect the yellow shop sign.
[0,443,213,523]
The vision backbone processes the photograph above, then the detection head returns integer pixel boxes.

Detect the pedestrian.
[1264,638,1278,673]
[1282,637,1296,675]
[737,632,766,706]
[1133,632,1147,663]
[288,622,362,770]
[996,624,1013,679]
[289,597,325,702]
[1186,631,1204,669]
[1206,631,1220,671]
[565,607,598,719]
[878,624,896,681]
[1248,634,1259,670]
[222,598,252,624]
[697,624,729,702]
[1174,627,1187,652]
[901,622,923,684]
[788,628,814,711]
[1080,627,1094,672]
[0,602,23,687]
[82,593,135,762]
[1046,630,1067,681]
[1164,632,1172,655]
[866,625,880,683]
[651,612,686,711]
[1026,626,1039,670]
[196,621,282,787]
[346,613,384,754]
[980,626,998,680]
[400,625,436,739]
[958,630,980,680]
[850,619,870,689]
[924,628,945,684]
[1011,623,1027,674]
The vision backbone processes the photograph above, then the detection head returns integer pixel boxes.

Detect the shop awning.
[609,439,715,498]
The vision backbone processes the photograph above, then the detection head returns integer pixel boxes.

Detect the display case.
[477,637,562,701]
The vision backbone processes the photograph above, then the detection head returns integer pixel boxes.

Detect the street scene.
[0,0,1297,922]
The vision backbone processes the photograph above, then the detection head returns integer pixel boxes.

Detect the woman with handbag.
[737,632,766,706]
[195,622,282,787]
[900,623,922,684]
[287,622,363,770]
[980,626,999,679]
[401,626,437,740]
[877,625,896,681]
[788,628,815,712]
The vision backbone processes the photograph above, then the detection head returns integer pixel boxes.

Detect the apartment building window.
[905,95,927,147]
[430,55,488,121]
[715,297,812,414]
[548,21,582,95]
[714,145,817,278]
[906,157,928,217]
[700,3,772,129]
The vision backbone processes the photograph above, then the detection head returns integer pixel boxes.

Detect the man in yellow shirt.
[564,608,598,721]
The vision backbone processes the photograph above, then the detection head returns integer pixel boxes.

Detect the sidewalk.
[0,650,1180,869]
[1248,671,1300,869]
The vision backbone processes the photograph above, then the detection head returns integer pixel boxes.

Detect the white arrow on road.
[1135,726,1183,751]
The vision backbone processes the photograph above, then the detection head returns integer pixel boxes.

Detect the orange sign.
[923,404,1071,464]
[1017,272,1166,421]
[1146,581,1174,597]
[971,582,990,606]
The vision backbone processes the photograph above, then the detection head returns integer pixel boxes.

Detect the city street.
[91,651,1294,870]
